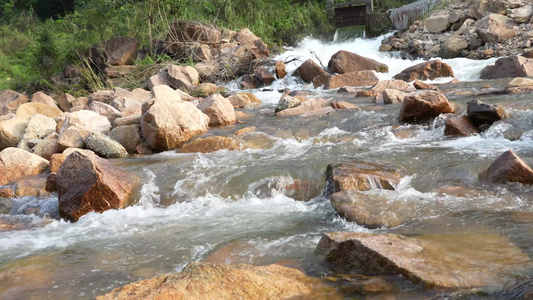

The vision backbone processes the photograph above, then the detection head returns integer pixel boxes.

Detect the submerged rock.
[97,262,339,300]
[398,91,456,123]
[179,136,241,153]
[316,231,531,289]
[325,71,379,89]
[325,161,405,195]
[444,116,479,136]
[57,151,139,221]
[276,98,327,116]
[393,60,455,82]
[481,150,533,185]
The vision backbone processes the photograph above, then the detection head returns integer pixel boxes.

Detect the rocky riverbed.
[1,8,533,299]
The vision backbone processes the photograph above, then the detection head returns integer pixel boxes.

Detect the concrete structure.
[388,0,442,30]
[327,0,374,27]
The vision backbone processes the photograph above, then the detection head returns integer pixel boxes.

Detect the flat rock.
[276,98,327,116]
[481,150,533,185]
[325,161,405,194]
[316,231,531,289]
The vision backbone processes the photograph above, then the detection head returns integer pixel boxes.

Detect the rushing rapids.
[1,34,533,299]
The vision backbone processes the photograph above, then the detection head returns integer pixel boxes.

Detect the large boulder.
[167,20,220,43]
[480,56,533,79]
[425,11,452,33]
[233,28,269,59]
[104,36,139,66]
[167,65,200,91]
[475,13,517,43]
[294,59,326,83]
[325,161,405,195]
[466,99,507,130]
[197,94,236,126]
[393,60,455,82]
[141,97,209,151]
[84,131,128,158]
[444,116,479,136]
[481,150,533,185]
[315,231,531,288]
[398,91,456,123]
[440,36,468,58]
[57,151,139,221]
[97,262,338,300]
[0,89,28,115]
[328,50,388,74]
[325,71,379,89]
[275,98,327,116]
[0,148,49,185]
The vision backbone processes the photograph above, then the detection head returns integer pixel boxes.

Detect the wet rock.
[254,67,275,86]
[399,91,456,123]
[234,126,257,136]
[109,125,142,154]
[325,71,379,89]
[251,176,318,202]
[330,191,415,228]
[382,89,408,104]
[0,89,28,115]
[275,94,301,113]
[413,80,439,91]
[508,77,533,87]
[233,28,269,59]
[394,60,455,82]
[227,92,262,108]
[0,197,11,214]
[57,151,139,221]
[312,73,331,88]
[0,148,49,185]
[337,87,358,93]
[426,11,451,33]
[294,59,326,83]
[85,131,128,158]
[14,175,49,198]
[45,172,57,192]
[356,90,376,98]
[370,80,410,93]
[97,262,338,300]
[315,231,531,289]
[0,215,36,231]
[331,101,358,110]
[466,99,507,130]
[481,150,533,185]
[135,143,153,155]
[325,161,405,194]
[276,98,327,117]
[480,56,533,79]
[235,111,250,120]
[197,94,236,126]
[0,187,14,198]
[179,136,241,153]
[104,36,139,66]
[167,65,199,91]
[328,50,388,74]
[141,97,209,151]
[300,106,334,117]
[444,116,479,136]
[275,60,287,79]
[476,13,516,43]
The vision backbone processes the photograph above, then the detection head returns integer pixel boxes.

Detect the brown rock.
[276,98,327,116]
[167,65,200,91]
[0,148,49,185]
[394,60,455,82]
[109,125,142,154]
[425,11,452,33]
[135,143,153,155]
[197,94,236,126]
[58,110,111,150]
[114,115,141,126]
[234,126,257,135]
[370,80,410,93]
[89,101,122,123]
[110,97,142,117]
[328,50,388,74]
[325,71,379,89]
[331,101,358,109]
[49,153,66,173]
[481,150,533,184]
[234,111,250,120]
[0,89,28,115]
[325,161,405,194]
[240,75,261,89]
[440,36,468,58]
[275,60,287,79]
[413,80,439,91]
[0,187,14,198]
[337,87,358,93]
[382,89,408,104]
[57,151,139,221]
[192,83,218,97]
[356,90,376,98]
[141,97,209,151]
[476,13,517,43]
[167,20,220,43]
[254,67,275,86]
[316,231,531,289]
[31,92,59,109]
[179,136,241,153]
[444,116,479,136]
[312,74,331,88]
[399,91,456,123]
[89,90,114,105]
[14,175,48,198]
[227,93,261,108]
[480,56,533,79]
[97,262,338,300]
[45,172,57,192]
[294,59,326,83]
[104,36,139,66]
[233,28,269,59]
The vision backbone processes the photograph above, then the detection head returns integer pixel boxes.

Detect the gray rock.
[85,131,128,158]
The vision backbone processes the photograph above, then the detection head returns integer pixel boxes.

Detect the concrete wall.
[389,0,442,30]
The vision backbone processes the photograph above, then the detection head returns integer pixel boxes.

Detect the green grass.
[0,0,334,93]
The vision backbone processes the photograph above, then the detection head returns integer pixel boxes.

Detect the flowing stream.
[1,33,533,299]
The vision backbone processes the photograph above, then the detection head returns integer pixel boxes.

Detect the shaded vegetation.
[0,0,333,92]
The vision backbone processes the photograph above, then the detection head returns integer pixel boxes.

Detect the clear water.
[1,35,533,299]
